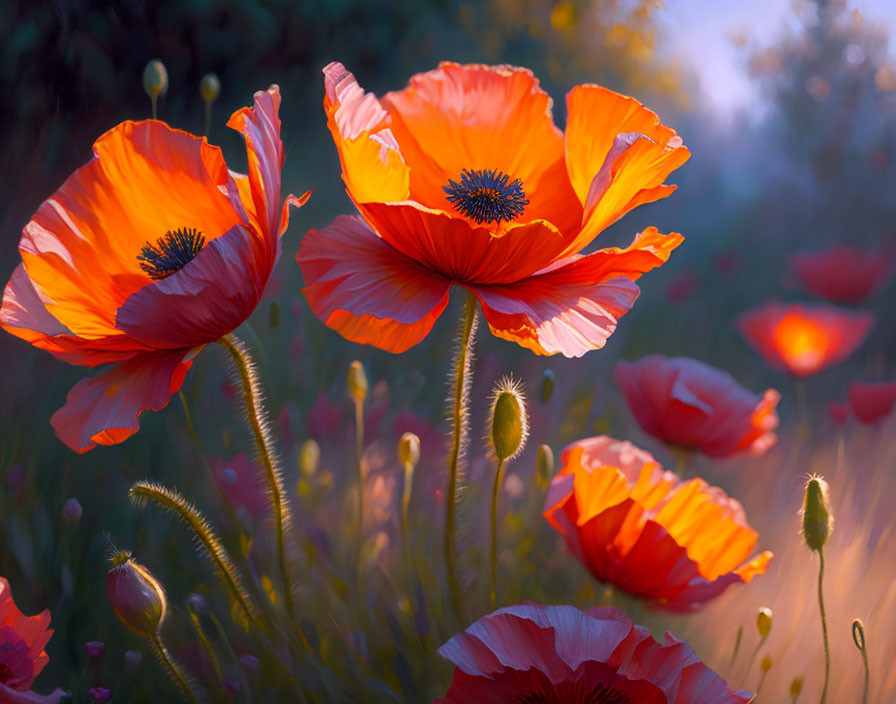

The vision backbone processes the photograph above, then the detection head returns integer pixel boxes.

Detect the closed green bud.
[541,369,555,404]
[489,377,528,463]
[398,432,420,468]
[347,361,368,403]
[801,475,833,551]
[299,439,320,478]
[536,444,554,486]
[789,676,803,698]
[106,551,167,638]
[142,59,168,99]
[269,301,280,328]
[199,72,221,103]
[756,607,773,639]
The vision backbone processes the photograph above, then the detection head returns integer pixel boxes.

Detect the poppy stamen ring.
[517,682,631,703]
[138,227,206,280]
[443,168,528,224]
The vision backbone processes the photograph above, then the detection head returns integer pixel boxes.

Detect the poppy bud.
[269,300,280,328]
[789,677,803,698]
[106,551,167,638]
[760,654,773,673]
[85,641,104,658]
[541,369,555,404]
[536,444,554,486]
[347,361,368,403]
[299,439,320,478]
[757,607,773,639]
[801,475,833,551]
[852,618,866,652]
[62,497,83,523]
[124,650,142,667]
[489,377,528,463]
[142,59,168,99]
[199,72,221,103]
[186,592,208,616]
[398,432,421,468]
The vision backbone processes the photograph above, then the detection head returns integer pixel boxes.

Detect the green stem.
[151,94,158,120]
[444,291,478,622]
[204,100,212,138]
[489,457,505,606]
[354,398,365,570]
[151,633,199,703]
[818,549,830,704]
[218,334,296,621]
[401,460,414,576]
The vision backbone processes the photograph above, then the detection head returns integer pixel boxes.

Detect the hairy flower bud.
[801,475,833,551]
[106,551,167,638]
[852,618,866,652]
[199,72,221,103]
[536,444,554,486]
[489,377,528,463]
[142,59,168,99]
[347,361,368,403]
[756,607,773,639]
[299,439,320,478]
[398,432,421,468]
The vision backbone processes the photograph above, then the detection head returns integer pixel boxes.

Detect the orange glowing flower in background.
[614,355,780,458]
[0,577,65,703]
[737,301,874,377]
[848,381,896,424]
[543,436,773,611]
[0,87,308,452]
[790,246,894,304]
[298,62,689,357]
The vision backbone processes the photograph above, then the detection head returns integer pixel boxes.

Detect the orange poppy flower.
[543,436,773,611]
[0,577,66,703]
[614,355,780,458]
[790,246,894,304]
[737,301,874,377]
[298,62,689,357]
[0,87,308,452]
[848,380,896,424]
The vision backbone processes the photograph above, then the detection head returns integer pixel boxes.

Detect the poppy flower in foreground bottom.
[737,301,873,377]
[614,355,780,458]
[0,577,66,703]
[544,436,772,611]
[435,603,753,703]
[0,86,307,452]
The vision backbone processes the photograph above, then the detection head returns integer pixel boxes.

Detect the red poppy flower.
[614,355,780,458]
[848,381,896,424]
[0,87,308,452]
[737,301,874,377]
[298,62,689,357]
[0,577,66,703]
[435,603,753,703]
[543,436,772,611]
[790,246,894,304]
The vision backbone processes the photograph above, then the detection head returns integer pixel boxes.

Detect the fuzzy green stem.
[218,334,296,621]
[489,457,505,606]
[354,397,365,571]
[818,549,830,704]
[151,632,199,703]
[444,291,478,622]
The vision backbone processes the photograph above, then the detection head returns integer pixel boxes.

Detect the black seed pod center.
[137,227,206,280]
[443,168,528,224]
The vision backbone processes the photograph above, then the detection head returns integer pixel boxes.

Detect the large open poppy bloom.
[298,62,689,357]
[614,355,780,458]
[1,577,66,703]
[435,603,753,703]
[790,246,894,304]
[848,381,896,424]
[543,436,772,611]
[0,87,307,452]
[737,301,874,377]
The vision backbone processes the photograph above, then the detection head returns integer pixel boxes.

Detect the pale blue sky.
[657,0,896,115]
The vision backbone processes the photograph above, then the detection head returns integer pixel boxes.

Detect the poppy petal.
[115,225,266,349]
[298,215,451,353]
[19,120,244,338]
[322,62,410,205]
[382,62,582,232]
[467,228,683,357]
[0,684,68,704]
[50,349,196,453]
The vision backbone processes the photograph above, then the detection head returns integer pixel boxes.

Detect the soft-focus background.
[2,0,895,701]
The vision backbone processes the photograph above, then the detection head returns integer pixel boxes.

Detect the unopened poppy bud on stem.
[536,444,554,486]
[757,607,773,639]
[541,369,555,404]
[299,439,320,478]
[789,676,803,699]
[347,361,368,403]
[398,432,420,468]
[489,377,529,463]
[199,72,220,103]
[142,59,168,120]
[801,475,833,551]
[106,551,167,637]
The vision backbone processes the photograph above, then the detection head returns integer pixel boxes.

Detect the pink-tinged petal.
[50,349,196,453]
[297,215,451,353]
[0,684,68,704]
[848,380,896,424]
[116,225,266,349]
[466,229,682,357]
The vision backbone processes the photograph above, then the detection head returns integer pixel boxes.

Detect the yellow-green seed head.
[801,475,833,551]
[756,607,773,639]
[142,59,168,99]
[199,72,221,103]
[347,361,368,403]
[489,377,528,463]
[760,654,773,673]
[398,432,420,467]
[789,677,803,697]
[536,444,554,487]
[541,369,555,404]
[299,439,320,478]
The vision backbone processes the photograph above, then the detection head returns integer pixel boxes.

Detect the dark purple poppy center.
[138,227,206,280]
[443,168,528,224]
[517,682,630,704]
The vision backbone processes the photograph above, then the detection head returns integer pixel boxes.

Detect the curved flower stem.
[444,290,479,622]
[151,632,199,703]
[218,334,296,622]
[489,457,506,606]
[353,396,365,573]
[401,459,415,577]
[817,549,830,704]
